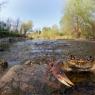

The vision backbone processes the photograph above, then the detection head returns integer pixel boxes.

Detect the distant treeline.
[0,19,32,38]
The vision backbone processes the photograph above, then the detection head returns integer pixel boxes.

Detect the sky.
[0,0,66,29]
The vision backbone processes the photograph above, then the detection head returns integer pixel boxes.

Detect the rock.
[0,64,61,95]
[9,38,14,43]
[24,60,32,65]
[0,59,8,71]
[63,82,95,95]
[0,48,4,52]
[0,63,95,95]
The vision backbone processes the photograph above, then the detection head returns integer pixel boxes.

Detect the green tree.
[41,25,59,39]
[41,27,51,39]
[60,0,95,39]
[20,20,33,35]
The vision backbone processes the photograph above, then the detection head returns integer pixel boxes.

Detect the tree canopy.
[60,0,95,39]
[20,20,33,35]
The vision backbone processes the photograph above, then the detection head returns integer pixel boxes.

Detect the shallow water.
[0,39,95,65]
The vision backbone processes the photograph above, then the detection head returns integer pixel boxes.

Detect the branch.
[0,1,7,8]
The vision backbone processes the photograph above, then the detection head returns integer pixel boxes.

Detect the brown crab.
[47,55,95,87]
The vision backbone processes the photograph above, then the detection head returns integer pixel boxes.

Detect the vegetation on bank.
[0,20,32,38]
[0,31,21,38]
[26,26,64,40]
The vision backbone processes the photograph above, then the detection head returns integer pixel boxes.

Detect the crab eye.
[70,55,75,60]
[89,56,93,59]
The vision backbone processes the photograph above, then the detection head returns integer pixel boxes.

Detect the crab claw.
[55,73,74,87]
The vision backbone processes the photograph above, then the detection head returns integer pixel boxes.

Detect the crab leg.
[48,60,74,87]
[57,73,74,86]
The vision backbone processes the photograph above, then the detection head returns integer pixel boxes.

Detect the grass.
[26,30,95,40]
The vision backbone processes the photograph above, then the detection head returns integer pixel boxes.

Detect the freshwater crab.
[47,55,95,87]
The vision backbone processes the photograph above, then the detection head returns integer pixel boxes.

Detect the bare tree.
[6,18,12,31]
[15,18,20,33]
[0,1,7,10]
